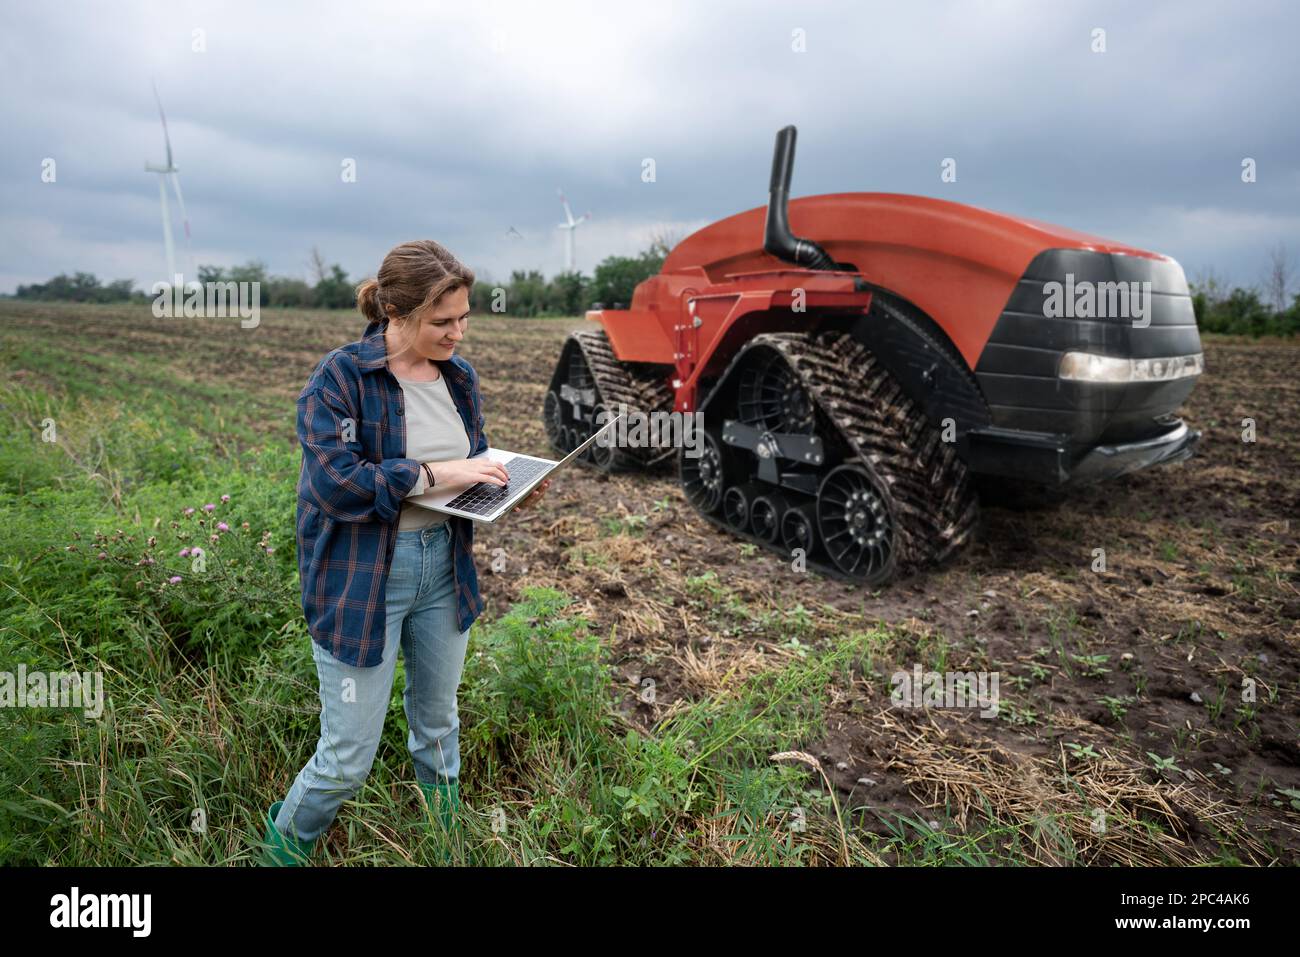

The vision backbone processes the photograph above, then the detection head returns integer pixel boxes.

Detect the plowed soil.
[4,300,1296,863]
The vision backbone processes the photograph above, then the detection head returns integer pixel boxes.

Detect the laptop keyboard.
[443,456,552,516]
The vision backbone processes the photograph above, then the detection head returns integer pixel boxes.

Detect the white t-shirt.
[397,371,471,530]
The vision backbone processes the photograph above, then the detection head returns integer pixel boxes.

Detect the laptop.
[407,414,625,524]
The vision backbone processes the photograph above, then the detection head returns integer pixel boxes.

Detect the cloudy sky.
[2,0,1297,295]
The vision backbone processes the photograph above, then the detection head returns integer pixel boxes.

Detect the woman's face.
[387,285,470,363]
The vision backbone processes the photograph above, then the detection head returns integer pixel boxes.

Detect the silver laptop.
[407,414,625,524]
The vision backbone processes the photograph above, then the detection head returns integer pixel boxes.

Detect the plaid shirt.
[295,318,488,667]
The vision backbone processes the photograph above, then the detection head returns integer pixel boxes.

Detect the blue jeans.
[274,521,471,843]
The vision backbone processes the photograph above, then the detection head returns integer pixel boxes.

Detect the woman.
[260,239,550,865]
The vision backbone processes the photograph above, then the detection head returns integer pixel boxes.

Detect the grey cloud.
[1,0,1296,293]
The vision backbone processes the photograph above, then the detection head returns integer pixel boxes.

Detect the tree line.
[7,239,1298,335]
[1188,244,1299,336]
[6,240,673,319]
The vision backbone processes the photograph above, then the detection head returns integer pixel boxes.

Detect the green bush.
[1191,286,1299,336]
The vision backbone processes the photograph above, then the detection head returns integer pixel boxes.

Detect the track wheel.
[738,350,816,433]
[680,433,724,514]
[543,390,564,452]
[722,486,751,531]
[816,464,895,583]
[780,503,815,555]
[588,401,628,472]
[750,495,781,543]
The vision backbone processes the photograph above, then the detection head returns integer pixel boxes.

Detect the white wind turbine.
[556,188,590,272]
[144,81,194,286]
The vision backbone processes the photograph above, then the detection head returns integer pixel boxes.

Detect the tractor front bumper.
[963,418,1201,486]
[1069,418,1201,484]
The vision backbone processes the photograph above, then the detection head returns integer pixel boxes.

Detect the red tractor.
[542,126,1203,584]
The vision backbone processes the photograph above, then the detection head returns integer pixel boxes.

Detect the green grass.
[0,346,919,866]
[0,324,284,456]
[5,306,1281,866]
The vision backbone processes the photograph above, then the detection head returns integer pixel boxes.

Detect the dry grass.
[876,706,1281,865]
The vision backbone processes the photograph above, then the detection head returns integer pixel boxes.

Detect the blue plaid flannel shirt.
[295,318,488,667]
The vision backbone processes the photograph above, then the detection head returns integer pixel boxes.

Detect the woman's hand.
[427,458,510,488]
[513,477,552,511]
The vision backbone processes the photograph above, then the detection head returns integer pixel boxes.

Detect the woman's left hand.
[513,478,553,511]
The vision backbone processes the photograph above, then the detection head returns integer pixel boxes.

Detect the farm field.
[1,299,1296,865]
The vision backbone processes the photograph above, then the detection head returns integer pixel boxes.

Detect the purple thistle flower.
[168,576,182,584]
[216,522,229,532]
[179,547,191,557]
[203,503,215,512]
[220,494,230,503]
[183,507,195,516]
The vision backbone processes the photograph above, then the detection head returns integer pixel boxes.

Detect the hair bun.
[355,277,383,323]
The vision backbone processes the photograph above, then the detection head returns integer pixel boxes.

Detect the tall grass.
[0,367,926,866]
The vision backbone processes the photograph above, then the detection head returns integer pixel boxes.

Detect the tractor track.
[567,328,678,469]
[687,329,979,580]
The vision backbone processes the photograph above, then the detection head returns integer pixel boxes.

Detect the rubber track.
[690,330,979,578]
[567,328,677,469]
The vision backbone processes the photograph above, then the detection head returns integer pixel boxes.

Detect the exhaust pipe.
[764,125,844,272]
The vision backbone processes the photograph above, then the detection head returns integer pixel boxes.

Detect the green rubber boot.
[418,780,463,864]
[259,800,316,866]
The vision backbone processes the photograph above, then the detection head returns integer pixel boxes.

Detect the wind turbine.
[144,81,194,286]
[556,188,590,272]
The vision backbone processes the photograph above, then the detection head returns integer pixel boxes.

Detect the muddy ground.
[3,300,1297,863]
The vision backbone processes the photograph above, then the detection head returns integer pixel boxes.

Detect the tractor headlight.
[1058,351,1203,383]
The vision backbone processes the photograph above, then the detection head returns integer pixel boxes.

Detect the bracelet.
[421,462,436,487]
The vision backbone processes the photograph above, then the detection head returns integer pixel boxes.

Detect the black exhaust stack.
[764,125,846,272]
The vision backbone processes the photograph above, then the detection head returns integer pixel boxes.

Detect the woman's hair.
[355,240,475,325]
